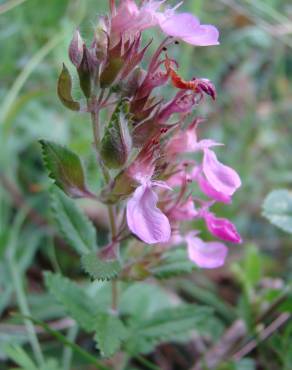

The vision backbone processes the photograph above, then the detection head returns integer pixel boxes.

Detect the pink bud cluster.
[69,0,241,269]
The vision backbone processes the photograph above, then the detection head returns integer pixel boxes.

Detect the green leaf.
[40,140,94,199]
[44,272,97,332]
[235,359,256,370]
[4,345,37,370]
[81,252,121,281]
[57,63,80,111]
[243,244,262,286]
[262,189,292,234]
[150,248,197,279]
[94,312,128,357]
[100,99,132,169]
[126,305,213,354]
[50,187,96,255]
[178,280,236,323]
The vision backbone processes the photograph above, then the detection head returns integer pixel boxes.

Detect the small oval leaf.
[57,63,80,111]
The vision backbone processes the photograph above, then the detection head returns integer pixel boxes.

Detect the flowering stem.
[89,96,119,312]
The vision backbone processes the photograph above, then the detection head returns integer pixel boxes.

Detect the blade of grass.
[0,0,26,14]
[7,209,45,367]
[1,31,66,135]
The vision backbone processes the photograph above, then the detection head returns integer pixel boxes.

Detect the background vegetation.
[1,0,292,369]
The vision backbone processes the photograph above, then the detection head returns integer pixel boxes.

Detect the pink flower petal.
[159,13,219,46]
[159,13,200,38]
[182,25,220,46]
[168,196,198,221]
[194,139,223,152]
[203,149,241,196]
[204,212,242,244]
[186,233,228,268]
[197,174,231,204]
[127,184,171,244]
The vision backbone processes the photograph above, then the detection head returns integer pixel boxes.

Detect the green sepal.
[77,46,92,98]
[57,63,80,111]
[100,99,132,169]
[100,170,137,204]
[100,58,124,88]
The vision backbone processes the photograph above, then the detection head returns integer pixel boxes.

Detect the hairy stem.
[90,96,119,312]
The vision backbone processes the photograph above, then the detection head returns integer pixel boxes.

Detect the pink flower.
[204,212,242,244]
[111,1,219,47]
[126,182,171,244]
[166,125,198,155]
[186,232,227,268]
[111,0,159,36]
[168,196,198,221]
[197,173,232,204]
[202,148,241,197]
[158,91,197,122]
[158,12,219,46]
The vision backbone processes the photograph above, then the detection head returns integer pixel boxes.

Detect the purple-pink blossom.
[186,232,227,268]
[204,212,242,244]
[202,148,241,197]
[159,12,219,46]
[126,182,171,244]
[111,1,219,47]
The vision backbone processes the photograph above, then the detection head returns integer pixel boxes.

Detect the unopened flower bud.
[95,17,109,62]
[77,45,95,98]
[69,29,84,68]
[197,78,216,100]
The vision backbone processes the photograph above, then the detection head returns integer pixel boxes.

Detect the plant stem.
[8,258,45,367]
[90,97,120,312]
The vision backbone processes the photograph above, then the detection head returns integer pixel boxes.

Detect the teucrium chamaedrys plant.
[40,0,242,359]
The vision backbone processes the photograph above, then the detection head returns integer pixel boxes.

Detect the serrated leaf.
[50,187,97,254]
[94,312,128,357]
[44,272,97,332]
[100,99,132,169]
[126,305,213,354]
[150,248,196,279]
[81,252,121,280]
[57,63,80,111]
[262,189,292,234]
[40,139,94,199]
